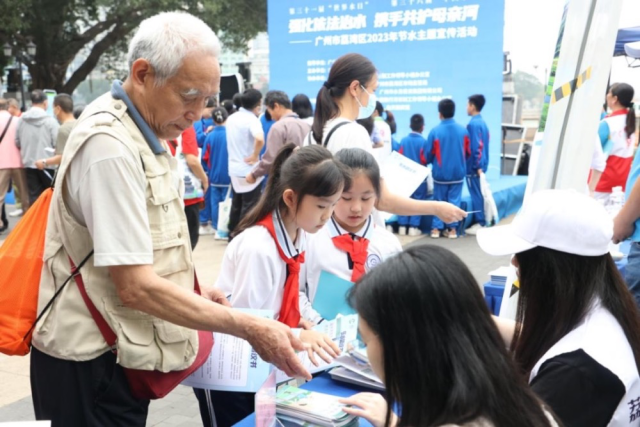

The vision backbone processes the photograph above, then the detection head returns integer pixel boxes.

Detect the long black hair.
[349,245,556,427]
[311,53,376,144]
[292,94,313,119]
[609,82,636,139]
[513,247,640,376]
[334,148,380,198]
[233,144,350,237]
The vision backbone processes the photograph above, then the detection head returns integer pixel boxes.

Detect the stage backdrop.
[268,0,505,179]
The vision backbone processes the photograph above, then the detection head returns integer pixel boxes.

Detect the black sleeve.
[530,349,625,427]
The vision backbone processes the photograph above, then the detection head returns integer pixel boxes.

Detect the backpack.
[0,188,53,355]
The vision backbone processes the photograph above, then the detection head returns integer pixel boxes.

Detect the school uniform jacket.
[399,132,428,195]
[529,302,640,427]
[300,216,402,324]
[216,210,305,321]
[466,114,489,174]
[194,117,214,148]
[202,126,231,186]
[596,110,637,193]
[425,118,470,183]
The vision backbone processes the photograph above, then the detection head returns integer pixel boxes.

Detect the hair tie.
[323,81,332,90]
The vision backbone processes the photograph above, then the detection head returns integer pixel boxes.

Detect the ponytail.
[312,85,340,144]
[311,53,377,145]
[233,144,350,237]
[626,104,637,140]
[610,82,636,138]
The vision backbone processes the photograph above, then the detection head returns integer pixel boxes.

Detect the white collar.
[328,215,374,240]
[272,209,306,259]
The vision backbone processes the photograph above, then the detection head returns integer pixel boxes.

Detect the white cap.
[477,189,613,257]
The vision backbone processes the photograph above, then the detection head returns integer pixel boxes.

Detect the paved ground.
[0,205,512,425]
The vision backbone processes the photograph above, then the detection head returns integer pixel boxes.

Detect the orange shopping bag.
[0,188,52,355]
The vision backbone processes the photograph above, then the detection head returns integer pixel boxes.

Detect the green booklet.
[276,385,358,427]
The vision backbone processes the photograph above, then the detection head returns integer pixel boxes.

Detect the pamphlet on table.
[182,312,359,392]
[276,385,359,427]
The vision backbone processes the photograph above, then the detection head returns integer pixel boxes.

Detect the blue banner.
[268,0,505,178]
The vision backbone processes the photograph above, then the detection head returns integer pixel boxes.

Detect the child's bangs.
[305,160,349,199]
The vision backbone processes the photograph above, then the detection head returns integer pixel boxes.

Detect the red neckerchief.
[332,233,369,283]
[256,214,305,328]
[606,108,630,119]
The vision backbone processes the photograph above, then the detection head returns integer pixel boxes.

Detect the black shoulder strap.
[23,250,94,343]
[323,121,350,147]
[0,116,13,145]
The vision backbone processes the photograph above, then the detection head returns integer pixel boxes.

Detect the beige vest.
[32,92,198,372]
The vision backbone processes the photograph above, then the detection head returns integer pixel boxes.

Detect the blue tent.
[614,26,640,65]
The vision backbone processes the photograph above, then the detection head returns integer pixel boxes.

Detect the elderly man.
[30,12,308,426]
[246,90,311,184]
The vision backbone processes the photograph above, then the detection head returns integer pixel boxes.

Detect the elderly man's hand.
[200,285,231,307]
[245,318,311,380]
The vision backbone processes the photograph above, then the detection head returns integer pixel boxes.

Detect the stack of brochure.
[276,385,358,427]
[331,347,384,391]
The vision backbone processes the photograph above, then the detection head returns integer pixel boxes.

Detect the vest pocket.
[103,296,196,372]
[103,296,156,369]
[153,320,195,372]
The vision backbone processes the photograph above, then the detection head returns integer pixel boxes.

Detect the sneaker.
[430,229,441,239]
[8,209,23,217]
[398,226,408,236]
[408,227,422,237]
[448,229,458,239]
[199,224,215,235]
[386,225,395,234]
[465,223,484,236]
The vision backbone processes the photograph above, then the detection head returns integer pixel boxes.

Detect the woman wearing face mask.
[305,53,466,225]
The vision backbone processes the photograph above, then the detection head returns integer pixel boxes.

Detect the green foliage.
[513,71,545,108]
[0,0,267,93]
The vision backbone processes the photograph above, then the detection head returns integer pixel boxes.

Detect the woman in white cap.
[478,189,640,427]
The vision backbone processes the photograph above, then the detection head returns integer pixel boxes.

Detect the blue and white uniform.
[397,132,428,228]
[425,118,470,230]
[200,125,230,228]
[194,117,214,148]
[466,114,489,227]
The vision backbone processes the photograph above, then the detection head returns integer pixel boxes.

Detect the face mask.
[356,85,376,120]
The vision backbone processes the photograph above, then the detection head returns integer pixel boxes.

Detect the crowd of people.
[0,91,82,233]
[2,9,640,427]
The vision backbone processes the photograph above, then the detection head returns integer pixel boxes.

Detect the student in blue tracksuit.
[259,110,275,157]
[397,114,428,236]
[425,99,470,239]
[200,107,231,236]
[466,94,490,232]
[194,97,215,148]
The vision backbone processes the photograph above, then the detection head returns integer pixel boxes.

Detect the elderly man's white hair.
[127,11,221,86]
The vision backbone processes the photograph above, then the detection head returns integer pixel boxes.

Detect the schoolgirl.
[300,148,402,324]
[195,144,349,426]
